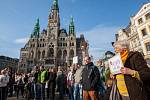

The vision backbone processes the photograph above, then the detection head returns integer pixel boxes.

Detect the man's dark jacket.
[82,62,100,91]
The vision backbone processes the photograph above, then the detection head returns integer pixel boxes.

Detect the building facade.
[115,2,150,60]
[19,0,88,71]
[0,56,19,71]
[132,3,150,59]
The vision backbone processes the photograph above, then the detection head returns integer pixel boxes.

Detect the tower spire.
[48,0,60,26]
[52,0,59,11]
[31,18,40,38]
[69,16,75,35]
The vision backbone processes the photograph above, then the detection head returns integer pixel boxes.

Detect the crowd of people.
[0,40,150,100]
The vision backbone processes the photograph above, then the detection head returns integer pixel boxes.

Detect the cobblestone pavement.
[7,92,69,100]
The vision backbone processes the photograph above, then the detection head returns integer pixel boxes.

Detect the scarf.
[116,50,129,96]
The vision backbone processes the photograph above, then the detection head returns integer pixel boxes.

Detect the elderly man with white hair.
[0,69,10,100]
[110,40,150,100]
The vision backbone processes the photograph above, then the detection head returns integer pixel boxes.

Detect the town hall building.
[19,0,88,71]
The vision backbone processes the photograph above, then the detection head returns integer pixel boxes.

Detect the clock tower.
[47,0,60,39]
[46,0,60,66]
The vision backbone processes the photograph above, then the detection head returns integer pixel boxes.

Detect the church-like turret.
[31,18,40,38]
[69,16,75,35]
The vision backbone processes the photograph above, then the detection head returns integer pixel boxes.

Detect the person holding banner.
[110,40,150,100]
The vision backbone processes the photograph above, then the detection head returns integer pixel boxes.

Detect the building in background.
[19,0,88,72]
[0,56,19,72]
[115,2,150,62]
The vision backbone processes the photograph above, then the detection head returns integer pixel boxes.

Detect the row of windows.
[59,37,73,41]
[30,49,74,59]
[30,42,75,48]
[59,38,65,41]
[31,39,45,42]
[30,51,46,59]
[30,44,46,48]
[39,39,45,42]
[138,12,150,25]
[58,42,74,47]
[58,43,67,47]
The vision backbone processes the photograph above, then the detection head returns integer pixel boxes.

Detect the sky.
[0,0,149,61]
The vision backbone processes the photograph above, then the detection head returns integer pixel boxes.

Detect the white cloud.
[14,37,29,44]
[79,24,121,62]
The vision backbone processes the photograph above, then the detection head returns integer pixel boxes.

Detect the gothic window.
[42,51,45,58]
[33,44,35,47]
[38,51,41,59]
[63,50,67,59]
[72,43,74,46]
[31,51,34,59]
[57,50,62,58]
[49,43,54,48]
[48,48,54,57]
[63,43,66,46]
[70,50,74,58]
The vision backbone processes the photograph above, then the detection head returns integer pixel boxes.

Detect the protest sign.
[73,56,78,64]
[108,53,123,75]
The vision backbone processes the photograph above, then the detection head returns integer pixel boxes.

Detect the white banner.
[73,56,78,64]
[108,53,123,75]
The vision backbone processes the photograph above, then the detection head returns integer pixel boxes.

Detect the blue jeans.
[34,83,41,100]
[73,83,82,100]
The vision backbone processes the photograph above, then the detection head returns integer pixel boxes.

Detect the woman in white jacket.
[0,69,10,100]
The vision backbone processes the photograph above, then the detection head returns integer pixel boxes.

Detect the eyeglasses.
[84,59,89,61]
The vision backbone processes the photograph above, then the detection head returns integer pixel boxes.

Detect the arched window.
[42,51,45,58]
[48,48,54,57]
[38,51,41,59]
[63,50,67,59]
[70,50,74,58]
[57,50,62,58]
[72,43,74,46]
[31,51,34,59]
